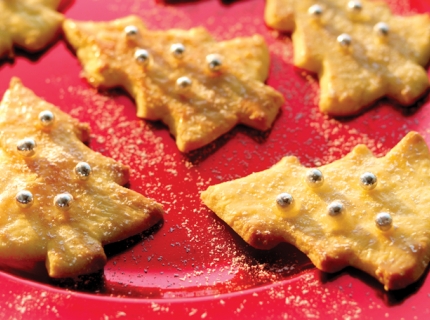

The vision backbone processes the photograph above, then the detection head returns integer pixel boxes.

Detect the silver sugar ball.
[16,190,34,208]
[374,22,390,36]
[17,138,37,157]
[75,162,92,180]
[54,193,73,211]
[347,1,362,11]
[308,4,323,16]
[134,49,150,65]
[38,110,55,127]
[124,25,138,37]
[337,33,352,47]
[328,201,344,216]
[360,172,377,190]
[375,212,392,231]
[276,193,294,208]
[206,54,223,72]
[306,168,324,188]
[170,43,185,59]
[176,76,192,89]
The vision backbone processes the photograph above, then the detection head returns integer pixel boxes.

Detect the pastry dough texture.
[0,78,163,278]
[202,131,430,290]
[0,0,64,58]
[265,0,430,115]
[63,16,284,152]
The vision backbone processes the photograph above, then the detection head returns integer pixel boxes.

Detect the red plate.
[1,0,430,318]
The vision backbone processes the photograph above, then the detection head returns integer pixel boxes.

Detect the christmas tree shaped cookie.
[0,78,163,278]
[265,0,430,115]
[0,0,64,59]
[202,132,430,290]
[63,15,284,153]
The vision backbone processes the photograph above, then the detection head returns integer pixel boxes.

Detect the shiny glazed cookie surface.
[265,0,430,115]
[202,132,430,290]
[0,78,163,278]
[63,15,284,152]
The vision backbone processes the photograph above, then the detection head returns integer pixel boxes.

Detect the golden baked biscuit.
[0,78,163,278]
[0,0,64,58]
[63,16,284,153]
[265,0,430,116]
[202,132,430,290]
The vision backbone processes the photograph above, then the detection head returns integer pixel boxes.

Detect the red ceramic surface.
[1,0,430,318]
